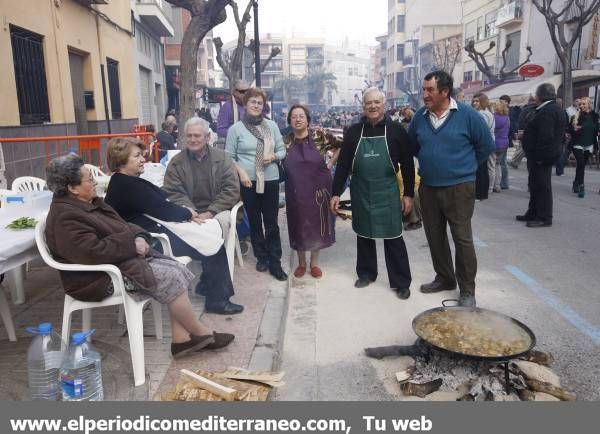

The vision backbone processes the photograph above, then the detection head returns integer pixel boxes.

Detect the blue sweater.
[409,102,495,187]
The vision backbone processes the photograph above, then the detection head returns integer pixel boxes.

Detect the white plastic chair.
[225,201,245,279]
[35,218,167,387]
[84,164,107,178]
[11,176,46,193]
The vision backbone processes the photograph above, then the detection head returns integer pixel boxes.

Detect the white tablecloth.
[0,192,52,274]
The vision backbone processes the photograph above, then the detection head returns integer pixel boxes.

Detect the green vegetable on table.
[6,217,37,230]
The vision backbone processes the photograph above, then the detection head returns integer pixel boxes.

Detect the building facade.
[460,0,600,101]
[132,0,174,127]
[0,0,139,186]
[325,41,371,108]
[164,6,216,113]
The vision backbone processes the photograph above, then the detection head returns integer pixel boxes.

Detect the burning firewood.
[400,379,443,398]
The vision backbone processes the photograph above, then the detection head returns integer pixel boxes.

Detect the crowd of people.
[41,69,598,362]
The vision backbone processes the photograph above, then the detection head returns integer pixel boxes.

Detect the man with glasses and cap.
[217,80,250,138]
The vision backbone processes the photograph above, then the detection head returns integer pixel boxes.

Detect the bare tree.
[432,35,462,76]
[464,38,533,84]
[164,0,230,130]
[212,1,281,89]
[532,0,600,106]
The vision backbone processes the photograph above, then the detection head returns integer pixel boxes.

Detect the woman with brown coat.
[44,154,234,358]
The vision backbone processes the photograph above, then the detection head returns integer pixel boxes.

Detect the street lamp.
[253,0,261,87]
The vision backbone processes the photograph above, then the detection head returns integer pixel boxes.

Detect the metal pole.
[253,0,261,87]
[100,64,112,134]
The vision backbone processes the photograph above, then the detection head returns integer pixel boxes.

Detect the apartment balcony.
[136,0,174,37]
[496,1,523,28]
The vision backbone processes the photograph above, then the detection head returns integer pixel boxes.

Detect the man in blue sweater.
[408,70,495,307]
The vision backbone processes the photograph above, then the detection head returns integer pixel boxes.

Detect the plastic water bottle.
[26,323,65,400]
[59,329,104,401]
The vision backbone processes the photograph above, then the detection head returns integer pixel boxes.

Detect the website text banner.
[1,402,596,434]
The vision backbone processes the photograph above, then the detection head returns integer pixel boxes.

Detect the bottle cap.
[26,323,53,335]
[71,329,95,345]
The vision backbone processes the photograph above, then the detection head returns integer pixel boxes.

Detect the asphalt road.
[274,163,600,401]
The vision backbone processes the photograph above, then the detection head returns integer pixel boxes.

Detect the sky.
[211,0,387,47]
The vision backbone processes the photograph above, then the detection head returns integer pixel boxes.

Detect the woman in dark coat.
[283,105,335,279]
[568,97,599,197]
[44,154,233,358]
[104,137,243,315]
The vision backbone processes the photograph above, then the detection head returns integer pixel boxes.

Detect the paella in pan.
[413,306,535,359]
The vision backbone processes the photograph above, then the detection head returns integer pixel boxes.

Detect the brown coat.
[45,196,164,302]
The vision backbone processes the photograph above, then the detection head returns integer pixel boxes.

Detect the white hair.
[183,117,211,136]
[362,87,386,104]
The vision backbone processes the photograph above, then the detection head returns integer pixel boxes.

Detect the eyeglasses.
[235,88,249,94]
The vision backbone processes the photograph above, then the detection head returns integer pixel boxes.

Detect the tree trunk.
[562,53,574,107]
[179,15,210,135]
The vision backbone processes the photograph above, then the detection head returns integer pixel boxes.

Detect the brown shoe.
[419,280,457,293]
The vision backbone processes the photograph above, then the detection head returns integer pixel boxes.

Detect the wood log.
[526,350,554,367]
[400,379,443,398]
[180,369,238,401]
[525,379,576,401]
[512,360,561,388]
[517,388,536,401]
[364,345,426,359]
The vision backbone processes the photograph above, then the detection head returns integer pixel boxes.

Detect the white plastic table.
[0,192,52,304]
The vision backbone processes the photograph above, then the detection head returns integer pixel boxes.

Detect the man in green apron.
[330,88,416,299]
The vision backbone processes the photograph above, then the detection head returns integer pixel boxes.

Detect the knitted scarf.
[242,114,274,194]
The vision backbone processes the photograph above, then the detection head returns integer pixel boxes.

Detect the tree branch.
[260,47,281,73]
[166,0,195,11]
[213,37,232,84]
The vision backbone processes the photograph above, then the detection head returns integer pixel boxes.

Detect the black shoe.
[420,280,457,293]
[526,220,552,228]
[195,331,235,351]
[395,288,411,299]
[171,334,215,359]
[404,221,422,231]
[256,261,269,272]
[515,214,534,222]
[205,300,244,315]
[458,293,476,308]
[354,277,374,288]
[270,266,288,281]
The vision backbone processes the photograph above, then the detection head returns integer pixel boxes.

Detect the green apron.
[350,125,403,239]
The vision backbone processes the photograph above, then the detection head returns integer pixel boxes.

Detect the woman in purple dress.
[283,105,335,279]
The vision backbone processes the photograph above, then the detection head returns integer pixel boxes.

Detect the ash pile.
[365,340,576,401]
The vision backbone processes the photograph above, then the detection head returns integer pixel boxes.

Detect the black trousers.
[526,159,553,223]
[475,161,489,200]
[240,180,282,267]
[573,148,591,188]
[144,222,234,304]
[356,236,412,289]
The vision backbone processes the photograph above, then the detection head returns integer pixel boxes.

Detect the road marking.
[473,236,487,247]
[505,265,600,345]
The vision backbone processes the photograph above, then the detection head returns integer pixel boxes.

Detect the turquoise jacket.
[225,119,286,182]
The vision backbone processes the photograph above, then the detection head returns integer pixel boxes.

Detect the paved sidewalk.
[0,217,290,401]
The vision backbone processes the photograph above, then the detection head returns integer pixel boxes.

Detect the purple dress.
[283,134,335,251]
